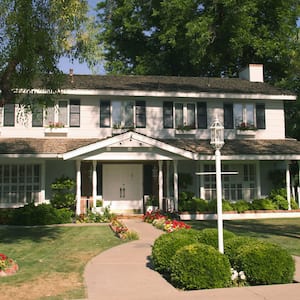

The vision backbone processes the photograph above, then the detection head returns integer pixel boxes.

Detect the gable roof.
[60,75,294,96]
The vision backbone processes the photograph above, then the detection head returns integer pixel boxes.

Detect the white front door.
[103,164,143,212]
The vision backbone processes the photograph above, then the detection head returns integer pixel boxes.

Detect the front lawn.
[188,218,300,255]
[0,225,124,300]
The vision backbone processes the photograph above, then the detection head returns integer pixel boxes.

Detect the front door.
[103,164,143,211]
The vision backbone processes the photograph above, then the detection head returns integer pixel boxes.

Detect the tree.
[97,0,300,138]
[0,0,101,106]
[97,0,299,82]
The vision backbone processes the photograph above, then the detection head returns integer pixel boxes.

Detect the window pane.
[4,104,15,127]
[124,101,134,127]
[175,103,183,128]
[32,106,43,127]
[58,100,68,126]
[187,103,195,128]
[234,104,243,127]
[136,101,146,128]
[163,102,173,128]
[245,104,254,126]
[45,106,55,126]
[112,101,122,127]
[70,99,80,127]
[100,100,111,128]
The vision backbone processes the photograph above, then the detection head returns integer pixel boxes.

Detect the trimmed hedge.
[151,228,201,274]
[224,236,262,265]
[198,228,236,249]
[9,203,73,225]
[234,242,295,285]
[170,243,232,290]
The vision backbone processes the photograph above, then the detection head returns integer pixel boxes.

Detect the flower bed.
[0,253,18,277]
[143,211,191,232]
[110,218,139,240]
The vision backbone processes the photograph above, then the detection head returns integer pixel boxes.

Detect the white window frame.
[44,100,70,127]
[174,102,196,129]
[234,103,255,128]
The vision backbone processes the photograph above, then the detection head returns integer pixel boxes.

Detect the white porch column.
[256,161,261,199]
[76,160,82,215]
[40,161,46,204]
[286,161,291,210]
[92,160,97,209]
[166,161,170,199]
[173,160,178,211]
[158,161,163,210]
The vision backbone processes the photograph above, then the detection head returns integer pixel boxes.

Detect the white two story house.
[0,64,299,214]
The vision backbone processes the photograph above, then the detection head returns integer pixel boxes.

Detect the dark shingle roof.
[61,75,294,96]
[0,137,300,157]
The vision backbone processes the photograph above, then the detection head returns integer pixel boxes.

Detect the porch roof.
[0,136,299,160]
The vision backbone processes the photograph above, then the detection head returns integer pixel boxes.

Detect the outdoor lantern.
[210,118,224,150]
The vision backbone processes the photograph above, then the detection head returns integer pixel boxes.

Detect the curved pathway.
[84,218,300,300]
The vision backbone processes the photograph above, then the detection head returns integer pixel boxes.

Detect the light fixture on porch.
[210,117,225,254]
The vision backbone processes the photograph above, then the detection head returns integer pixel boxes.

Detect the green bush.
[170,243,232,290]
[10,203,73,225]
[151,228,201,274]
[51,176,76,210]
[231,200,250,213]
[207,199,234,213]
[234,242,295,285]
[198,228,236,250]
[0,209,13,224]
[250,198,277,210]
[178,197,208,212]
[224,236,262,265]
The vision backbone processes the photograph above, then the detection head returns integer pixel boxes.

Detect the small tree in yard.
[51,176,76,210]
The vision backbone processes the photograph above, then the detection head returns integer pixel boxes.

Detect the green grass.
[188,218,300,256]
[0,224,124,300]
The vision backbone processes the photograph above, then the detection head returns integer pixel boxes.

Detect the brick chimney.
[239,64,264,82]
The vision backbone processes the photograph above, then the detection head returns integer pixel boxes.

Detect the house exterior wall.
[0,95,287,140]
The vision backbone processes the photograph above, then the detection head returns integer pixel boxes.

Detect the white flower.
[231,270,239,281]
[239,271,246,281]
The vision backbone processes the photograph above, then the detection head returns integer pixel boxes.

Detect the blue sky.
[59,1,300,75]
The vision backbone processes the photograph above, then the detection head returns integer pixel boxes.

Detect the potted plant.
[145,196,159,212]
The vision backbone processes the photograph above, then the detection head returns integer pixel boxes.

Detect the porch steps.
[117,214,144,220]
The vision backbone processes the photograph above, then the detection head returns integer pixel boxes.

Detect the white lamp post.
[210,118,224,254]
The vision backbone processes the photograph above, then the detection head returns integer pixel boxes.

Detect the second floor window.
[3,104,15,127]
[224,103,265,129]
[100,100,146,128]
[163,101,207,129]
[32,99,80,127]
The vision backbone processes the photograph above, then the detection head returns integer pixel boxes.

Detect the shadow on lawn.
[0,226,62,243]
[189,219,300,240]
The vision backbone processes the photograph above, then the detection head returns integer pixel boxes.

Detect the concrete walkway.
[84,219,300,300]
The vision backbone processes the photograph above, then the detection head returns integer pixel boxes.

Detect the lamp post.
[210,118,224,254]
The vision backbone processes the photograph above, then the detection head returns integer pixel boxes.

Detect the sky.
[58,1,300,75]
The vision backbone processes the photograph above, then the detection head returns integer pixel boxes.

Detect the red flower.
[0,253,7,260]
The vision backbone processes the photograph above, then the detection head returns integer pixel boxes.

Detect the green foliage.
[250,198,277,210]
[51,176,76,210]
[151,228,201,274]
[224,236,263,265]
[197,228,236,250]
[231,200,250,213]
[76,207,116,223]
[207,199,234,213]
[234,242,295,285]
[0,209,13,225]
[9,203,73,225]
[170,243,231,290]
[179,197,208,212]
[0,0,99,105]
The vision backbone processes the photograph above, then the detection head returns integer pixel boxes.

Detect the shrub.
[170,243,232,290]
[198,228,236,250]
[50,176,76,210]
[151,229,201,274]
[234,242,295,285]
[10,203,73,225]
[207,199,233,213]
[0,209,13,225]
[250,198,277,210]
[179,197,209,212]
[231,200,250,213]
[224,236,262,265]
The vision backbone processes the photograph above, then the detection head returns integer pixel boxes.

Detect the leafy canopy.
[0,0,101,105]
